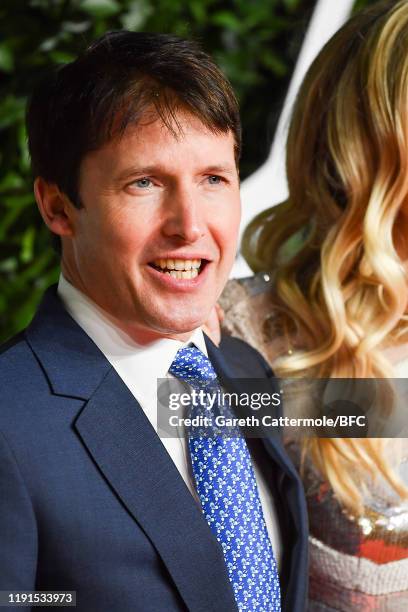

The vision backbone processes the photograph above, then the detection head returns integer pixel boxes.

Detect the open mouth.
[149,258,207,279]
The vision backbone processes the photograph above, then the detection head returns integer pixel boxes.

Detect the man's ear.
[34,177,75,238]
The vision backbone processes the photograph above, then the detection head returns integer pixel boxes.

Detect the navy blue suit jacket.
[0,286,308,611]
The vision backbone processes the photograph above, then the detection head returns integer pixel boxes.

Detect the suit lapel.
[27,286,237,612]
[75,370,236,612]
[205,334,309,612]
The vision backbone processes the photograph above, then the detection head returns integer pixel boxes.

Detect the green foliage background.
[0,0,374,342]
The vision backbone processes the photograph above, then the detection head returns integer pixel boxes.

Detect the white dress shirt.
[57,274,282,567]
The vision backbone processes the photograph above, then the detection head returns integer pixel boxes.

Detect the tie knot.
[169,346,217,386]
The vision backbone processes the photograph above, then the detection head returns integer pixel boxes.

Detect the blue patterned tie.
[169,346,281,611]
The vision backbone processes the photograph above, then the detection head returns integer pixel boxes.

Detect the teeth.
[166,269,198,279]
[178,259,192,270]
[153,258,202,271]
[182,270,197,278]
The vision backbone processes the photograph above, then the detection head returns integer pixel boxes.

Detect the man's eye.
[133,178,152,188]
[207,175,223,185]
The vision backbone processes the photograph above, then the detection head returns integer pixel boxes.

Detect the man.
[0,32,307,611]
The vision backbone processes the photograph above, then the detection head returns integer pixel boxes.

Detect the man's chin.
[149,309,210,339]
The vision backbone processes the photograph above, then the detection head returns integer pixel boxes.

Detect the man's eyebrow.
[201,164,236,175]
[116,166,160,181]
[116,163,237,181]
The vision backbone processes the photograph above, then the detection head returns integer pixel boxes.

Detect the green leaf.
[0,96,25,130]
[211,11,244,32]
[20,226,36,263]
[189,0,207,24]
[34,264,60,289]
[39,37,60,52]
[10,289,44,334]
[262,51,288,76]
[48,50,77,64]
[3,194,34,209]
[17,250,55,284]
[29,0,65,7]
[0,203,32,241]
[120,0,153,30]
[80,0,121,18]
[62,20,91,33]
[0,172,24,192]
[0,257,18,273]
[18,123,31,173]
[0,43,14,72]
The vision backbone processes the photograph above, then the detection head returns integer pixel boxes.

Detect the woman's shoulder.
[220,272,289,363]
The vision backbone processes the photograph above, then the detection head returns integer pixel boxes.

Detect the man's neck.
[59,271,201,346]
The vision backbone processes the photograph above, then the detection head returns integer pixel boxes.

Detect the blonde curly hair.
[242,0,408,514]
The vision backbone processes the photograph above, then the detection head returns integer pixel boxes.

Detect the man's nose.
[161,184,205,243]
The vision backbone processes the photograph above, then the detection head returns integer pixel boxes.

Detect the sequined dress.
[220,274,408,612]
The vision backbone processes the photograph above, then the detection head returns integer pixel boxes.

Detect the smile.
[149,258,206,279]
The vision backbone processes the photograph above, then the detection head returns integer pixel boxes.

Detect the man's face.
[63,111,241,342]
